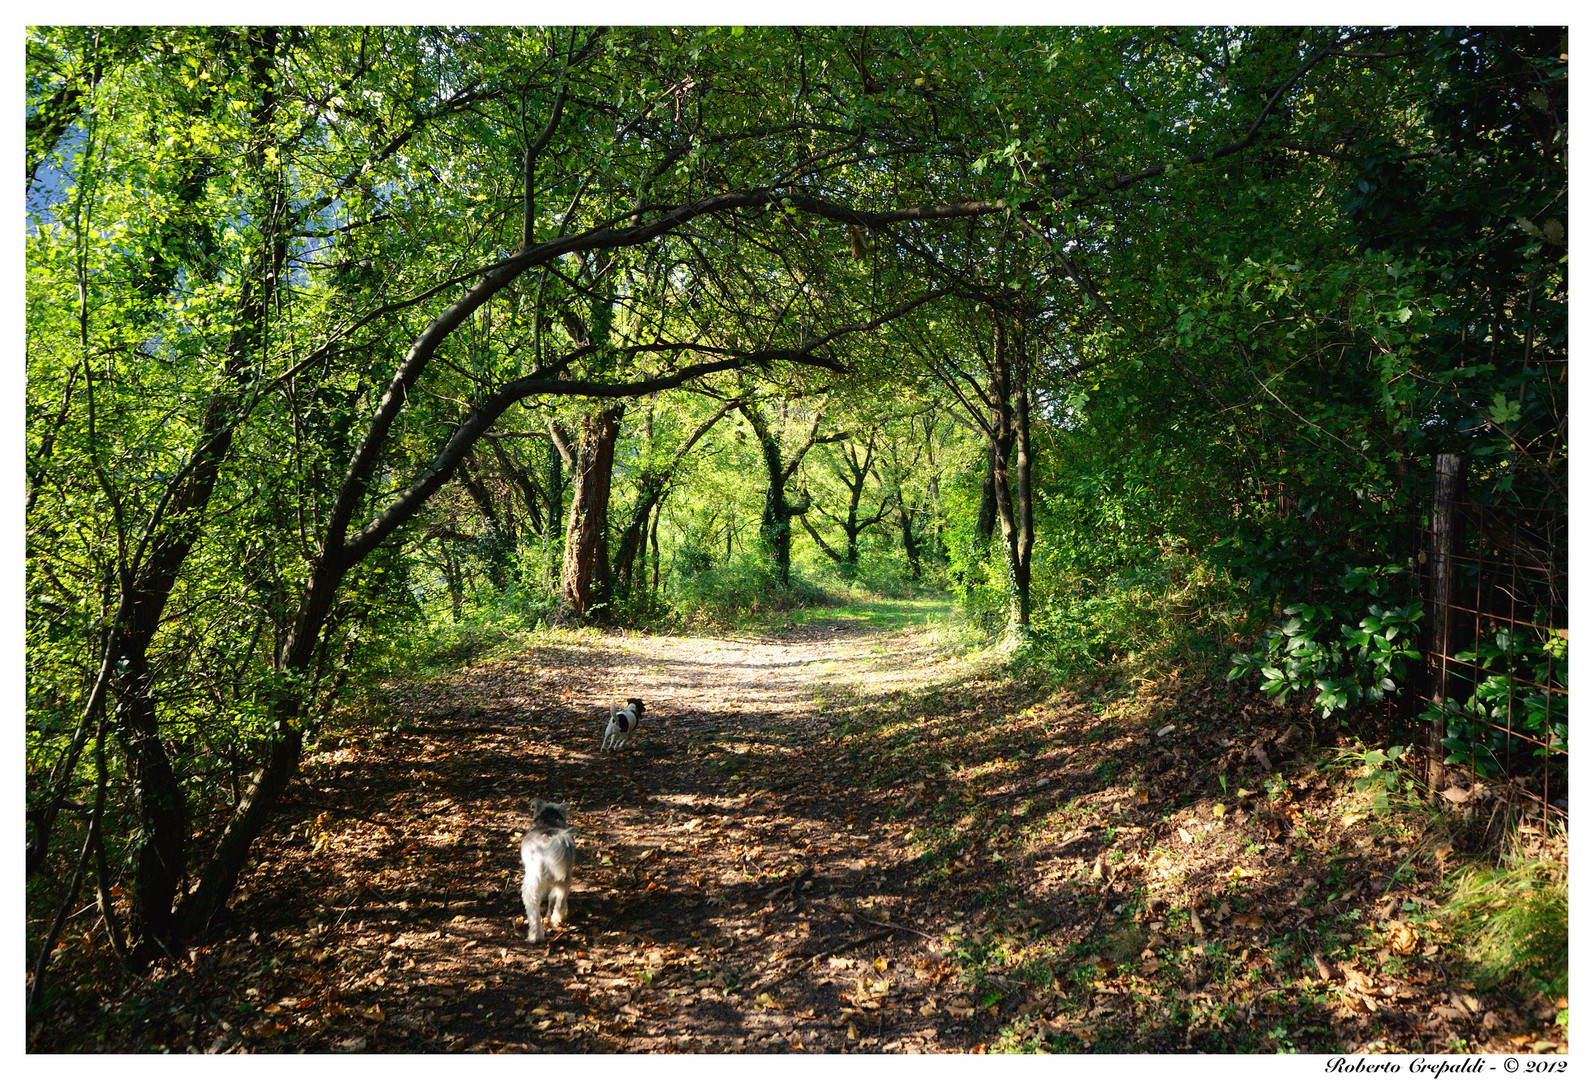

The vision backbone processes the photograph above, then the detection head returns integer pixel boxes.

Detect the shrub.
[1227,563,1421,720]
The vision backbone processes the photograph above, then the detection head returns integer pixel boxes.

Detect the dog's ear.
[550,802,568,816]
[630,698,645,715]
[531,798,546,814]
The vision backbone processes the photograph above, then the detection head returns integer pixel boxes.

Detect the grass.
[810,626,1568,1054]
[751,595,957,634]
[1437,835,1569,998]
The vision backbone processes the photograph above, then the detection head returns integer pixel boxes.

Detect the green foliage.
[1425,627,1568,777]
[1228,566,1422,720]
[1029,546,1242,681]
[664,553,835,626]
[23,24,1567,982]
[1348,745,1414,814]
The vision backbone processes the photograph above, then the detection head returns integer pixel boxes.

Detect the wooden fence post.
[1426,453,1464,795]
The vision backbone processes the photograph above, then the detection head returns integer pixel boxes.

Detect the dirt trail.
[46,608,1554,1054]
[234,615,980,1053]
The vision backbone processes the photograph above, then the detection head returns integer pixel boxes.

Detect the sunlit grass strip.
[1438,846,1568,997]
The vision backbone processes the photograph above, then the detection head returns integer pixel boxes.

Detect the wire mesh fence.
[1420,454,1567,827]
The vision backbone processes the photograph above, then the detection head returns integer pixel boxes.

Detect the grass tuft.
[1437,831,1568,997]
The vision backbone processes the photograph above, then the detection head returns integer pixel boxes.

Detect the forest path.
[68,602,1562,1054]
[242,600,986,1052]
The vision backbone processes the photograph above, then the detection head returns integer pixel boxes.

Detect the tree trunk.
[490,437,546,538]
[612,470,667,603]
[442,542,465,620]
[757,435,812,588]
[761,432,803,587]
[613,400,735,602]
[897,485,922,580]
[987,320,1033,635]
[546,427,566,536]
[807,438,891,578]
[560,404,624,618]
[457,454,512,589]
[739,399,833,588]
[97,29,285,961]
[977,443,998,542]
[113,656,188,956]
[649,503,662,596]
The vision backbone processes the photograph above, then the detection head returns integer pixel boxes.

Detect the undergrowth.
[1438,830,1568,999]
[821,586,1567,1053]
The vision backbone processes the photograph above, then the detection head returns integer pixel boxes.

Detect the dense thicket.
[26,26,1564,983]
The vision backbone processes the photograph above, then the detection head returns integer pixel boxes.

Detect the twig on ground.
[748,928,895,994]
[852,913,938,939]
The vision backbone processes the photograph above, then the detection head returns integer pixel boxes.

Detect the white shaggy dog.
[519,799,575,944]
[600,698,646,752]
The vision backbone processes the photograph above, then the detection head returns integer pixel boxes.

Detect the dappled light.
[28,610,1567,1052]
[26,24,1565,1055]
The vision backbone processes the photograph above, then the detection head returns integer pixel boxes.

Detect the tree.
[24,25,1024,961]
[554,403,626,619]
[736,395,844,589]
[610,394,741,607]
[27,24,1503,980]
[801,429,894,576]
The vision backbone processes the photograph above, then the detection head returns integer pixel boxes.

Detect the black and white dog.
[601,698,646,752]
[520,799,575,944]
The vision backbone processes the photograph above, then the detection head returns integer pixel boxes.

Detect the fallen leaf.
[1313,952,1334,980]
[1387,923,1420,956]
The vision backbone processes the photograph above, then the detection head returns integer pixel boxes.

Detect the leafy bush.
[1228,564,1420,720]
[1424,625,1568,777]
[664,552,835,625]
[1026,544,1245,680]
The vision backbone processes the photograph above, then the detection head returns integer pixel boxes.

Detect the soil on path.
[36,609,1564,1054]
[222,615,979,1053]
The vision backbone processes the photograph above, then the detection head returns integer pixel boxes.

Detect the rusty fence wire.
[1420,467,1568,827]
